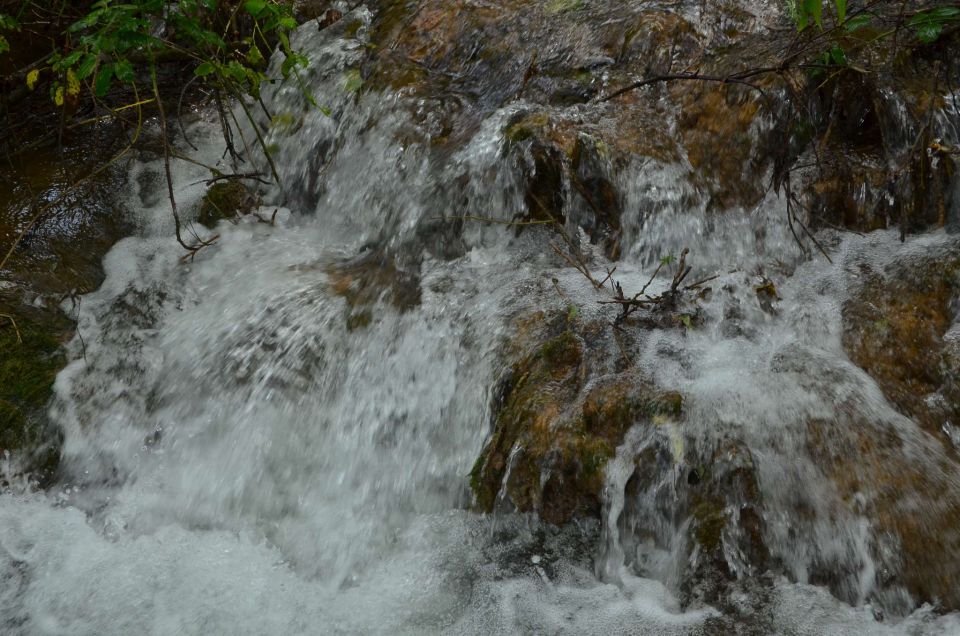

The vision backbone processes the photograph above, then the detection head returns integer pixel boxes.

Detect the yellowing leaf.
[26,69,39,90]
[66,69,80,97]
[54,86,64,106]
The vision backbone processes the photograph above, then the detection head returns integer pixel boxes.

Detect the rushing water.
[3,3,960,634]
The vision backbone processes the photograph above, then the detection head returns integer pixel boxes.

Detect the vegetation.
[0,0,317,264]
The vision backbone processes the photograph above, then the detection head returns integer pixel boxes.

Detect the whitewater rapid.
[3,6,960,634]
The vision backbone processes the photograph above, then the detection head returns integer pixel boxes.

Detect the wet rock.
[820,250,960,610]
[0,311,66,481]
[807,153,892,232]
[806,414,960,612]
[522,142,567,226]
[470,311,684,526]
[800,68,958,233]
[317,9,344,29]
[570,136,623,259]
[197,181,259,228]
[681,442,770,607]
[842,253,960,443]
[293,0,331,23]
[324,249,422,330]
[0,135,130,482]
[676,83,768,212]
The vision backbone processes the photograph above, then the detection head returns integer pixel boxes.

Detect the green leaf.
[807,0,823,28]
[928,6,960,21]
[60,50,84,68]
[76,53,99,79]
[0,35,8,55]
[915,22,942,43]
[844,14,872,32]
[344,69,362,93]
[225,60,246,83]
[660,255,675,266]
[114,58,134,82]
[834,0,846,24]
[94,64,114,96]
[0,14,19,30]
[244,0,267,17]
[69,9,104,32]
[194,61,216,77]
[278,16,296,30]
[246,44,264,66]
[907,6,959,43]
[829,45,846,66]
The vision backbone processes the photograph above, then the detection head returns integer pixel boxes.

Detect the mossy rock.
[0,314,65,463]
[676,83,768,212]
[676,442,769,608]
[807,414,960,611]
[842,254,960,442]
[471,314,686,525]
[325,249,422,329]
[197,181,257,228]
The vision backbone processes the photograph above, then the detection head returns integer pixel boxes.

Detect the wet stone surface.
[0,135,131,481]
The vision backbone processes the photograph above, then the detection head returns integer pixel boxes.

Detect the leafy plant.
[909,6,960,43]
[793,0,958,44]
[44,0,309,103]
[0,13,18,55]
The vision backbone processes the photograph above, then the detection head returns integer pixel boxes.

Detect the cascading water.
[3,1,960,634]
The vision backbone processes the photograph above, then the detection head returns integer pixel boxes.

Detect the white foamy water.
[3,6,960,635]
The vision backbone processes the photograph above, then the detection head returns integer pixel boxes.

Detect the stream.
[3,1,960,634]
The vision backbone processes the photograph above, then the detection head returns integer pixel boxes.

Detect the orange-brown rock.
[471,311,683,525]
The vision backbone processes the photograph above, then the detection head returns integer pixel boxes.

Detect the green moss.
[506,112,550,143]
[469,451,495,509]
[269,112,300,135]
[546,0,583,14]
[197,181,255,228]
[692,501,728,551]
[652,391,684,416]
[344,19,363,38]
[0,317,64,452]
[344,69,363,93]
[580,437,614,477]
[534,331,582,372]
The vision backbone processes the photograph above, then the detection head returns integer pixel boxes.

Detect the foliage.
[0,0,320,255]
[793,0,959,43]
[2,0,311,109]
[790,0,960,80]
[909,6,960,43]
[58,0,307,102]
[0,13,18,55]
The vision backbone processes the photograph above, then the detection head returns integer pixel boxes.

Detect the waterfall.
[2,1,960,634]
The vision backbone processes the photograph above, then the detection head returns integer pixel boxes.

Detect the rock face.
[834,249,960,610]
[469,299,773,609]
[843,254,960,443]
[197,181,259,227]
[325,249,422,330]
[468,241,960,614]
[353,0,783,260]
[0,137,130,483]
[797,54,959,233]
[351,0,959,252]
[471,310,655,520]
[0,312,65,481]
[470,316,683,524]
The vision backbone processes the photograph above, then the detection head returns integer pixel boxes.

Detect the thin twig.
[0,313,22,344]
